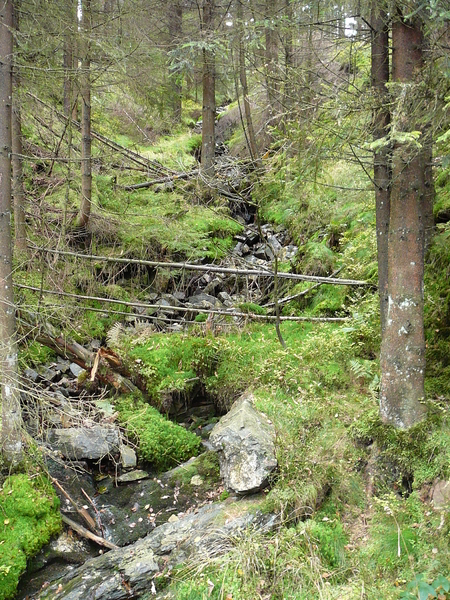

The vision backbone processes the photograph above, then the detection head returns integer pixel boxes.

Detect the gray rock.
[218,291,233,307]
[267,235,282,255]
[187,293,222,308]
[431,479,450,509]
[119,444,137,469]
[204,277,222,295]
[47,426,120,460]
[24,367,40,383]
[69,363,86,378]
[38,365,60,382]
[209,393,277,494]
[37,501,277,600]
[117,469,149,484]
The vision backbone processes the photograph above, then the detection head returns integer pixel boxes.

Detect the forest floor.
[2,93,450,600]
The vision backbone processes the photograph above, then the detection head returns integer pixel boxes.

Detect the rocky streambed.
[18,393,279,599]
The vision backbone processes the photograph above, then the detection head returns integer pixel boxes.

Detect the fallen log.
[123,170,197,190]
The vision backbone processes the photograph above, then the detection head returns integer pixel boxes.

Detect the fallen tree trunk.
[123,170,197,190]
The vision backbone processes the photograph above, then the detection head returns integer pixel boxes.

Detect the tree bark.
[237,0,261,167]
[265,0,280,118]
[11,4,27,253]
[0,0,22,465]
[201,0,215,178]
[77,0,92,230]
[379,8,427,428]
[371,1,390,333]
[168,1,183,123]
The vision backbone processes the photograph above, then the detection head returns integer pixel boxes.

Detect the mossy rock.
[0,474,61,600]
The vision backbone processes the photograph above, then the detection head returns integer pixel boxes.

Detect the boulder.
[431,479,450,509]
[47,426,120,460]
[36,501,278,600]
[209,393,277,494]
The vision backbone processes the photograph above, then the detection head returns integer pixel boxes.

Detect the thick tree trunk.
[237,0,260,166]
[379,10,427,428]
[371,1,390,333]
[168,1,182,123]
[283,0,293,109]
[0,0,22,465]
[77,0,92,230]
[201,0,215,178]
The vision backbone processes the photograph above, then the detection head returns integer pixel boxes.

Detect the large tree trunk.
[201,0,215,178]
[237,0,260,167]
[371,1,390,333]
[0,0,22,465]
[168,1,183,123]
[77,0,92,230]
[379,9,427,428]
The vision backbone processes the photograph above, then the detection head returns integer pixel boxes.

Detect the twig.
[61,514,118,550]
[264,268,344,308]
[81,488,104,537]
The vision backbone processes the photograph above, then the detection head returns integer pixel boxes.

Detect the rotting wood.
[29,246,369,286]
[16,285,349,322]
[18,316,145,394]
[61,514,118,550]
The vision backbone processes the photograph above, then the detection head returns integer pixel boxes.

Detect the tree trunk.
[371,1,390,333]
[0,0,22,465]
[11,4,27,253]
[265,0,280,118]
[168,1,183,123]
[237,0,260,167]
[77,0,92,230]
[283,0,293,109]
[379,9,427,428]
[201,0,215,178]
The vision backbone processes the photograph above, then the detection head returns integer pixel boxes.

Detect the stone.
[431,479,450,509]
[209,393,277,494]
[35,501,277,600]
[267,235,282,255]
[190,475,203,486]
[38,365,60,382]
[24,367,40,383]
[119,445,138,469]
[117,470,150,484]
[187,293,222,308]
[69,363,86,378]
[204,277,222,295]
[218,291,233,307]
[47,426,120,460]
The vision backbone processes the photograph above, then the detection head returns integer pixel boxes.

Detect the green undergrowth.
[115,394,202,470]
[0,474,61,600]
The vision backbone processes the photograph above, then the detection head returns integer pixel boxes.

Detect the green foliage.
[237,302,267,315]
[400,574,450,600]
[0,475,61,600]
[115,395,202,470]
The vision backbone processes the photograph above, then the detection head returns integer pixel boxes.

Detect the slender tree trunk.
[283,0,293,109]
[77,0,92,230]
[201,0,215,178]
[265,0,280,118]
[237,0,260,166]
[0,0,22,465]
[371,1,390,333]
[168,1,183,123]
[11,4,27,252]
[379,8,427,428]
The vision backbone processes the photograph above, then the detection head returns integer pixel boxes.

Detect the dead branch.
[123,170,198,190]
[29,246,369,286]
[52,478,98,534]
[61,514,118,550]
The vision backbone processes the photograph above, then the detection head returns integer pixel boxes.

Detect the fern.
[106,322,123,347]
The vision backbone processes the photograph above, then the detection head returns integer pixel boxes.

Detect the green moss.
[0,474,61,600]
[115,395,202,470]
[238,302,267,315]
